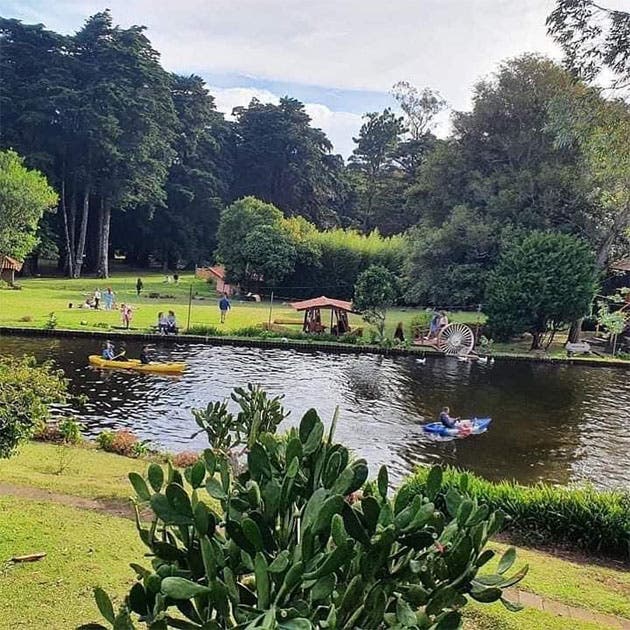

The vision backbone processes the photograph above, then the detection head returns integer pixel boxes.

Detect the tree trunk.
[96,197,111,279]
[60,177,74,278]
[530,331,543,350]
[73,185,90,278]
[567,318,583,343]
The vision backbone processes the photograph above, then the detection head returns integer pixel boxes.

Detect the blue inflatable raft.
[423,417,492,437]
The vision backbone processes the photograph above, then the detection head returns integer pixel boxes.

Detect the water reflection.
[1,335,629,489]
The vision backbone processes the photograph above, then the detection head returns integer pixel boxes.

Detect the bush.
[96,429,149,458]
[89,388,526,629]
[171,451,201,468]
[0,355,68,458]
[400,466,630,560]
[58,418,83,444]
[485,232,597,349]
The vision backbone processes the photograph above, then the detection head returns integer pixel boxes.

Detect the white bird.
[416,356,427,365]
[477,356,488,365]
[457,355,469,362]
[281,337,289,343]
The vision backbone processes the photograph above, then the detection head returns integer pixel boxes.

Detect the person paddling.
[139,345,151,365]
[438,406,459,429]
[102,341,115,360]
[112,342,128,362]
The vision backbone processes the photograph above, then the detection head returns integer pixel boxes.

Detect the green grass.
[1,443,629,627]
[486,540,630,618]
[0,269,480,339]
[464,604,608,630]
[0,497,145,629]
[0,442,148,500]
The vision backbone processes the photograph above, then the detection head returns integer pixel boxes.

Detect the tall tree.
[348,109,405,230]
[405,55,600,306]
[118,74,234,269]
[0,149,58,260]
[232,97,344,226]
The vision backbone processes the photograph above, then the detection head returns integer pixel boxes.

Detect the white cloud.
[41,0,564,111]
[210,87,363,157]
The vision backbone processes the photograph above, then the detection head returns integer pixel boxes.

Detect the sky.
[2,0,566,156]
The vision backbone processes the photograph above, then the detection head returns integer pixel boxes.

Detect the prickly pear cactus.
[85,395,527,630]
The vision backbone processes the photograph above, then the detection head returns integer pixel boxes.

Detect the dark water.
[2,335,629,489]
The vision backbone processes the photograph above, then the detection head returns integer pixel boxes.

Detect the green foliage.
[216,197,284,286]
[242,223,297,288]
[43,311,58,330]
[91,390,526,629]
[485,232,597,348]
[409,311,434,337]
[401,466,630,561]
[0,355,68,458]
[0,149,58,260]
[354,264,399,339]
[58,417,83,445]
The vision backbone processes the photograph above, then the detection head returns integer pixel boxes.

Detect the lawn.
[0,496,144,629]
[0,442,628,629]
[0,269,481,339]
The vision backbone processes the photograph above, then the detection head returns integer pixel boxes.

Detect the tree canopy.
[0,149,58,260]
[485,232,598,349]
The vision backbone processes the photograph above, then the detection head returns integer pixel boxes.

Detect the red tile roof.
[290,296,354,312]
[0,255,22,271]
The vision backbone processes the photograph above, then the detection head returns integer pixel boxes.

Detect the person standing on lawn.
[219,293,231,323]
[136,277,143,296]
[94,288,101,309]
[121,304,133,329]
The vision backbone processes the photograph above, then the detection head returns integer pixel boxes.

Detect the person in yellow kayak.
[140,345,151,365]
[112,342,128,362]
[102,341,115,360]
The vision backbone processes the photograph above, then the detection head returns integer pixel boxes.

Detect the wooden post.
[186,282,193,332]
[268,291,274,328]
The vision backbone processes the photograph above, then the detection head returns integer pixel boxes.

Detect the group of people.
[75,288,116,310]
[101,341,152,364]
[157,310,178,334]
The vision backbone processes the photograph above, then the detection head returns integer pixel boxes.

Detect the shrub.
[400,466,630,560]
[58,417,83,444]
[96,429,149,458]
[19,315,32,322]
[0,355,68,458]
[485,232,597,350]
[43,312,57,330]
[354,264,399,340]
[171,451,201,468]
[89,389,526,629]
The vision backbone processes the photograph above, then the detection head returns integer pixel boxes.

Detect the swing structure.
[290,296,355,335]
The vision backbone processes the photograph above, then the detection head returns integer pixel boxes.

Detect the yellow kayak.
[88,355,186,374]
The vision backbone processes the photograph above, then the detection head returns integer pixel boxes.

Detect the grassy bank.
[0,443,629,628]
[0,270,478,339]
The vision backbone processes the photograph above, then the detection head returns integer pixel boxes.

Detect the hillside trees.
[231,97,348,226]
[405,55,601,307]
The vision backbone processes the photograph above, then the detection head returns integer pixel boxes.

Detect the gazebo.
[290,296,355,335]
[0,255,22,286]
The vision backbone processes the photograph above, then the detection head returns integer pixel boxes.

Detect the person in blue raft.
[439,406,459,428]
[439,407,473,435]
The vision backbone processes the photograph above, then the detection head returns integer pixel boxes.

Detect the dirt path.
[0,482,134,519]
[1,482,629,629]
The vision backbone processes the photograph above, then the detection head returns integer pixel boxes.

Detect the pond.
[1,334,629,489]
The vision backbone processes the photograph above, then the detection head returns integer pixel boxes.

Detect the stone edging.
[1,325,629,369]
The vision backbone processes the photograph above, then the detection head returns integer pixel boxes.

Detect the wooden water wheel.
[437,323,475,356]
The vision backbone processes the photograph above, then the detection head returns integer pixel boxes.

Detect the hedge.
[398,466,630,560]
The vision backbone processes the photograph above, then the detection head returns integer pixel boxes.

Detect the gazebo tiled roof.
[0,255,23,272]
[290,296,354,312]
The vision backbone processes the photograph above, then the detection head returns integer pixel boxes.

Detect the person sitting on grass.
[166,310,178,334]
[157,311,169,334]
